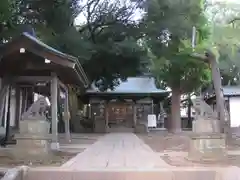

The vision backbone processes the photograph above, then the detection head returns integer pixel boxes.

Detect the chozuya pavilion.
[0,32,89,149]
[83,76,170,133]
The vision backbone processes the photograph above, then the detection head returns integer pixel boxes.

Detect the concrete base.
[187,133,227,162]
[14,120,52,160]
[13,134,52,160]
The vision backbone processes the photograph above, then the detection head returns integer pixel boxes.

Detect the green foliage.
[143,0,211,93]
[37,0,147,90]
[205,0,240,24]
[0,0,17,41]
[207,1,240,86]
[0,0,147,91]
[151,42,211,92]
[217,34,240,85]
[0,0,12,22]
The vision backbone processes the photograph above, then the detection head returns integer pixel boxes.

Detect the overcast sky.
[75,0,239,25]
[75,0,143,25]
[212,0,239,3]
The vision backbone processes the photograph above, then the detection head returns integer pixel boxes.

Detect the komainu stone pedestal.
[192,119,220,133]
[187,133,227,162]
[13,120,52,160]
[188,119,227,162]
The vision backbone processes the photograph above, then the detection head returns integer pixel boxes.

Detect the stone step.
[23,167,224,180]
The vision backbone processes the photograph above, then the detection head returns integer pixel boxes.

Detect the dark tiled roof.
[205,86,240,100]
[86,77,169,94]
[222,86,240,96]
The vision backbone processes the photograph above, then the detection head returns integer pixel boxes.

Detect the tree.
[1,0,147,91]
[4,0,147,89]
[190,1,240,132]
[0,0,148,131]
[143,0,211,133]
[27,0,147,90]
[55,0,147,90]
[0,0,17,42]
[206,1,240,86]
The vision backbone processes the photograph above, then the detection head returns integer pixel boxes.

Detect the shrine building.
[82,76,170,133]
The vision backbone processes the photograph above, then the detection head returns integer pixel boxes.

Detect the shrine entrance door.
[107,102,134,132]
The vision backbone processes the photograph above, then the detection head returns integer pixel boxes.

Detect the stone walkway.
[8,133,240,180]
[62,133,171,170]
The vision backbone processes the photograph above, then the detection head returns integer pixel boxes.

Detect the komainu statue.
[21,97,51,121]
[192,96,218,119]
[192,96,220,133]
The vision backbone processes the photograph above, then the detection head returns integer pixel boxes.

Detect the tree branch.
[228,17,240,25]
[191,52,209,63]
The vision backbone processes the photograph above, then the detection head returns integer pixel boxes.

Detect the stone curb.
[1,166,29,180]
[24,167,228,180]
[2,166,239,180]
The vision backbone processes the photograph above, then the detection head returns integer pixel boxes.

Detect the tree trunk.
[192,51,226,133]
[170,87,182,133]
[207,53,225,133]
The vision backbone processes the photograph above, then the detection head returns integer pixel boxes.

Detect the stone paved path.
[7,133,240,180]
[62,133,171,170]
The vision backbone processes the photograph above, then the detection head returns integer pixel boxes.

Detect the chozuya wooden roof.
[0,32,89,87]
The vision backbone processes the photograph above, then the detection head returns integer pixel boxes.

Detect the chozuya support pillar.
[63,89,71,142]
[13,97,52,160]
[50,73,59,150]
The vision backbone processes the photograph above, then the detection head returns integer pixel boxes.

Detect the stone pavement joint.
[62,133,171,170]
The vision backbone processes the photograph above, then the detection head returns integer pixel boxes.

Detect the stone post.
[50,73,59,150]
[105,101,109,133]
[133,102,137,128]
[159,102,166,129]
[9,87,17,127]
[94,100,107,133]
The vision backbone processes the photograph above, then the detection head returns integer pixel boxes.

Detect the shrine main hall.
[82,76,170,133]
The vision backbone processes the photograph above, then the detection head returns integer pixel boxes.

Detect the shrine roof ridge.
[86,77,170,94]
